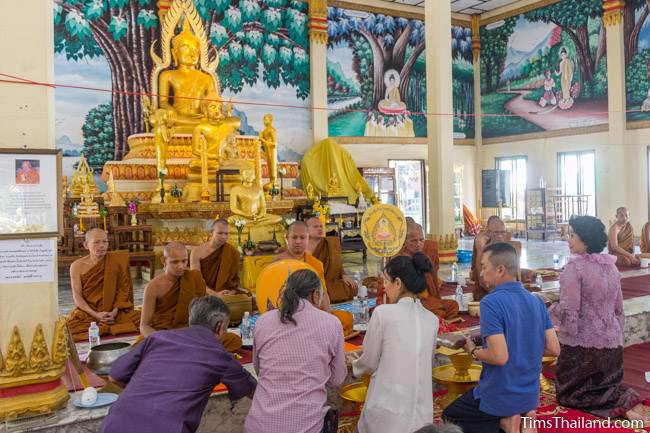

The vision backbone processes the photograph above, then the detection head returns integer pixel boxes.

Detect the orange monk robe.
[463,205,480,236]
[150,269,241,352]
[640,222,650,254]
[472,238,523,302]
[67,251,140,342]
[199,243,241,293]
[311,237,358,303]
[377,241,458,320]
[609,222,636,266]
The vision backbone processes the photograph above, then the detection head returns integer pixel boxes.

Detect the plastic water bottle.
[455,284,465,311]
[535,273,544,290]
[450,262,458,283]
[241,312,252,344]
[88,322,100,349]
[553,254,560,270]
[357,283,368,300]
[360,298,369,324]
[352,296,361,324]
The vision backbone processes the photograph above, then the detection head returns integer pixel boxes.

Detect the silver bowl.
[86,342,132,376]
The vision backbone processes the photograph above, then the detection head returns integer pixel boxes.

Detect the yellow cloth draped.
[200,243,241,293]
[300,138,373,202]
[331,310,354,338]
[67,251,139,342]
[150,270,206,331]
[312,237,357,302]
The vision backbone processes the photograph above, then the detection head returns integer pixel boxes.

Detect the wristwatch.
[470,346,480,360]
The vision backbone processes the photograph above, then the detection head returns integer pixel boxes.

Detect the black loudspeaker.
[481,169,511,208]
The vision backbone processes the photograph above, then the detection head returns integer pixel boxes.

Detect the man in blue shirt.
[443,242,560,433]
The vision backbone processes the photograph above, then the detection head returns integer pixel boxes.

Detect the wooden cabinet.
[359,167,397,205]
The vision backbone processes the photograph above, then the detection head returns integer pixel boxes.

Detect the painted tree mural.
[82,102,115,169]
[327,8,425,109]
[452,25,474,138]
[523,0,605,91]
[625,0,650,120]
[624,0,650,66]
[480,18,516,94]
[54,0,309,160]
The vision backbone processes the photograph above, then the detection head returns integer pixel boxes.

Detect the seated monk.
[390,220,459,320]
[190,219,250,320]
[67,228,139,342]
[471,216,511,301]
[306,216,358,303]
[141,241,241,352]
[608,207,640,267]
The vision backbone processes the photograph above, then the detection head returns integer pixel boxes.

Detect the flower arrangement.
[127,198,140,226]
[243,232,255,255]
[170,184,183,202]
[233,217,246,245]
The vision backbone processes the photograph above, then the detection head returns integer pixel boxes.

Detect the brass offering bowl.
[222,293,253,325]
[87,342,132,376]
[339,375,370,430]
[540,355,557,394]
[467,302,480,317]
[433,347,482,409]
[257,240,279,253]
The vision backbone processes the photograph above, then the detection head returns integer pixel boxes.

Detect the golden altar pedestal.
[432,347,482,409]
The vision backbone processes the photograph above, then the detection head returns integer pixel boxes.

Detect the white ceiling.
[387,0,519,14]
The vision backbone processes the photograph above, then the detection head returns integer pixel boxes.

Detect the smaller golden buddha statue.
[306,183,315,201]
[228,169,283,242]
[103,172,125,207]
[259,114,278,192]
[183,96,241,202]
[327,173,345,196]
[77,178,100,217]
[70,155,100,198]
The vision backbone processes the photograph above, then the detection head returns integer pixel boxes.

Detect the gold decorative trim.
[0,383,69,421]
[482,124,609,145]
[309,0,328,44]
[329,0,423,20]
[625,120,650,130]
[452,17,472,26]
[481,0,563,26]
[0,320,68,389]
[471,15,480,58]
[454,138,476,146]
[603,0,625,27]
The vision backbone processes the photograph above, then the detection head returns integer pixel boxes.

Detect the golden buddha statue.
[77,177,100,217]
[70,155,99,198]
[103,172,125,207]
[327,173,345,196]
[259,114,278,192]
[228,169,283,243]
[183,96,241,202]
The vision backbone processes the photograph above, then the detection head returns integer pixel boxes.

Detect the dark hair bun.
[412,252,433,274]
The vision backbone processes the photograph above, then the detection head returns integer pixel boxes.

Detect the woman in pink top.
[244,269,347,433]
[553,216,647,424]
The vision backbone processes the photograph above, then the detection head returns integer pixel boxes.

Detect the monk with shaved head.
[608,207,640,267]
[392,220,459,320]
[67,228,140,341]
[140,241,208,338]
[306,216,357,302]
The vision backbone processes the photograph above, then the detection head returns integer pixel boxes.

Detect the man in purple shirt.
[99,296,256,433]
[245,269,347,433]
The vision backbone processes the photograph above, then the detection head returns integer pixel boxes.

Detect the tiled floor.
[57,237,571,315]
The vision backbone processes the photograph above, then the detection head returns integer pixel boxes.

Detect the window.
[557,151,595,216]
[495,156,527,221]
[388,160,426,228]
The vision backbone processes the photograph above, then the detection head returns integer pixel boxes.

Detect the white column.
[425,0,455,234]
[309,33,329,143]
[471,16,483,217]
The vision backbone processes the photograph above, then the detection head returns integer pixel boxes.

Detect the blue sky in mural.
[328,41,357,86]
[54,53,111,151]
[506,16,556,59]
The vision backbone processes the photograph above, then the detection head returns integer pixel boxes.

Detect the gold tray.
[339,382,368,404]
[432,364,482,384]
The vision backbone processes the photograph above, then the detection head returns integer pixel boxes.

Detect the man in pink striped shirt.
[245,269,347,433]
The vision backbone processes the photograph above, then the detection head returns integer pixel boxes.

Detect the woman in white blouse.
[351,252,439,433]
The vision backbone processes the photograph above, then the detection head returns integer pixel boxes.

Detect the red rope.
[0,72,643,118]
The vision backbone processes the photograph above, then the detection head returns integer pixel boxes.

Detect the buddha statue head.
[263,114,273,126]
[241,169,256,186]
[172,19,200,68]
[201,91,223,122]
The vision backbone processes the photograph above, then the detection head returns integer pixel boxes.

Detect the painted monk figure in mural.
[67,229,139,342]
[608,207,640,267]
[556,47,575,110]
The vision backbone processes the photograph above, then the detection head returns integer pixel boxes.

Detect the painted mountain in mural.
[501,28,559,83]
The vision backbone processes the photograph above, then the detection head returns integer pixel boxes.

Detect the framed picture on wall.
[0,148,63,239]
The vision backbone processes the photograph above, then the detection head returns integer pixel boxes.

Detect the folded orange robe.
[199,243,241,293]
[312,237,358,302]
[67,251,140,342]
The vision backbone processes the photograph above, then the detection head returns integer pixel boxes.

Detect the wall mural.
[326,7,426,138]
[625,0,650,123]
[54,0,312,180]
[480,0,607,139]
[452,24,474,139]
